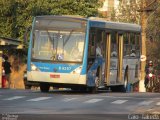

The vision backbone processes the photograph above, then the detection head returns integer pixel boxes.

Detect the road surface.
[0,89,160,120]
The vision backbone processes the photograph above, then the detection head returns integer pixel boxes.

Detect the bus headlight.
[31,64,39,71]
[2,70,5,76]
[71,66,82,74]
[24,73,27,78]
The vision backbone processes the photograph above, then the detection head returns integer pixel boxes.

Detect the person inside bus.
[96,42,102,57]
[130,49,136,57]
[69,46,83,61]
[111,51,117,57]
[2,56,12,88]
[111,44,117,57]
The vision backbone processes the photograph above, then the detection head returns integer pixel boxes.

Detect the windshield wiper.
[64,30,73,47]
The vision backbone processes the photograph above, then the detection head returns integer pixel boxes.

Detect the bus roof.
[35,15,141,32]
[35,15,87,21]
[88,17,141,32]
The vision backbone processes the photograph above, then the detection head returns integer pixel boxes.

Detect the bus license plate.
[50,74,60,78]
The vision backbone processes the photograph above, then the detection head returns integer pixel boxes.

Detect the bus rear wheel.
[122,72,129,92]
[40,83,50,92]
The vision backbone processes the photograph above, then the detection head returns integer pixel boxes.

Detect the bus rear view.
[27,16,87,92]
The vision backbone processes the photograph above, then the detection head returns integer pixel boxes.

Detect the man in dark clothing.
[2,56,12,88]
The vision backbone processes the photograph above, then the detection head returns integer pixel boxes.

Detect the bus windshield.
[32,29,85,62]
[31,18,86,62]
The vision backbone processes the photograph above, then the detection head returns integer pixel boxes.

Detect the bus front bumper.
[27,71,86,85]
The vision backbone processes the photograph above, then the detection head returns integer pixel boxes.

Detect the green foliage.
[0,0,101,41]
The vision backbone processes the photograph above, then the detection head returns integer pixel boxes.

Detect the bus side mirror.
[23,26,31,47]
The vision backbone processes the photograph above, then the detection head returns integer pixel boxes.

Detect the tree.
[144,1,160,67]
[146,1,160,41]
[111,0,141,24]
[0,0,101,41]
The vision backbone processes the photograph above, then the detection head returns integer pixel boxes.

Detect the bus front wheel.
[40,83,50,92]
[25,85,32,89]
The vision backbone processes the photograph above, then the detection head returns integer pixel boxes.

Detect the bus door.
[109,32,124,85]
[88,28,106,87]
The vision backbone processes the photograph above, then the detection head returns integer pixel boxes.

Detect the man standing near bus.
[2,56,12,88]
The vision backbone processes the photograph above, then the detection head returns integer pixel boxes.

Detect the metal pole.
[105,33,111,85]
[139,0,147,92]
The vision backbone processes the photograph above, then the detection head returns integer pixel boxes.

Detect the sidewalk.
[145,106,160,114]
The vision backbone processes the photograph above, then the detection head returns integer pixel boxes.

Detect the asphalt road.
[0,89,160,120]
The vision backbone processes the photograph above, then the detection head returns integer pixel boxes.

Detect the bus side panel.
[110,58,118,85]
[27,18,35,72]
[109,58,139,86]
[81,20,89,76]
[126,58,140,84]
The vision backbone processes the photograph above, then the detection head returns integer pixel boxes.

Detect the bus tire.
[122,70,129,92]
[25,85,32,89]
[123,76,128,92]
[87,86,98,94]
[40,83,50,92]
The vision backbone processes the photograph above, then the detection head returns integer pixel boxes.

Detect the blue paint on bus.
[87,56,105,86]
[32,62,81,73]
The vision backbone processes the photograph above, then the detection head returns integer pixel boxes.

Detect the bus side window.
[89,31,96,57]
[111,32,117,57]
[135,34,140,57]
[130,33,140,57]
[124,33,140,58]
[124,33,130,57]
[87,29,96,70]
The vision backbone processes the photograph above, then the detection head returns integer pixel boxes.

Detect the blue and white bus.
[27,15,141,92]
